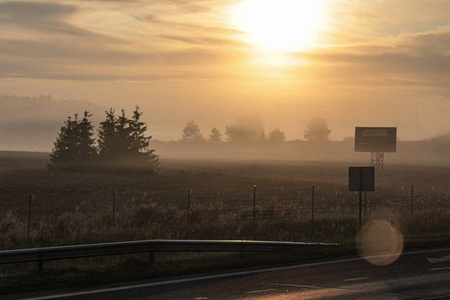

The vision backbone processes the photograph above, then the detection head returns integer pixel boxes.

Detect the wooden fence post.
[311,185,315,223]
[27,194,32,238]
[253,185,256,226]
[187,188,191,232]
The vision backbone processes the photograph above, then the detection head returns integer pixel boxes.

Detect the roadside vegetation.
[0,152,449,295]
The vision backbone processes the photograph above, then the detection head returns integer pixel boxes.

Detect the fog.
[0,94,449,167]
[153,139,450,167]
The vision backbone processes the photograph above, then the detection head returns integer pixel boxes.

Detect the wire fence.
[1,183,449,237]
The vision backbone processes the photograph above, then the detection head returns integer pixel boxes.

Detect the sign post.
[349,167,375,229]
[354,127,396,173]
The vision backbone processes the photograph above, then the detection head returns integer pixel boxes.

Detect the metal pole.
[27,194,32,237]
[364,191,367,218]
[411,184,414,214]
[358,169,363,229]
[253,185,256,225]
[359,191,362,230]
[311,184,315,223]
[112,190,116,226]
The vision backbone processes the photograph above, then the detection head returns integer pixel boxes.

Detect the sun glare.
[233,0,325,52]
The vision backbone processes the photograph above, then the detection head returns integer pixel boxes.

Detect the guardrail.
[0,240,337,271]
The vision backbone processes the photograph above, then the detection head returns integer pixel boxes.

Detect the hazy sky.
[1,0,449,142]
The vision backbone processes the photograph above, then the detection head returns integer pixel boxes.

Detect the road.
[22,247,450,300]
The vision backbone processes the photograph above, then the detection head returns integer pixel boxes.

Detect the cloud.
[0,0,243,81]
[295,27,450,89]
[0,1,93,37]
[1,0,449,89]
[0,1,76,19]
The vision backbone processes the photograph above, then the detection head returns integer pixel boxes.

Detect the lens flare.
[356,220,403,266]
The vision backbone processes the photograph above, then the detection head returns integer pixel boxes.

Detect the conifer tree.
[129,106,159,167]
[97,108,118,159]
[50,111,96,167]
[77,111,97,160]
[50,115,78,164]
[97,107,158,170]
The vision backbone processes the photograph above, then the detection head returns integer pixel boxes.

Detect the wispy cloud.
[1,0,449,88]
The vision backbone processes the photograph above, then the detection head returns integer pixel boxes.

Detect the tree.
[303,117,331,141]
[129,106,159,168]
[97,107,159,170]
[225,125,266,143]
[50,111,96,167]
[97,108,119,159]
[225,114,265,143]
[182,120,204,142]
[76,111,97,160]
[50,114,79,164]
[268,128,286,143]
[224,125,249,143]
[209,127,222,143]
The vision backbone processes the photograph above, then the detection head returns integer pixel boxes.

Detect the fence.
[1,182,448,239]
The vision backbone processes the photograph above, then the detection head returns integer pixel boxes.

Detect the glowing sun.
[233,0,324,51]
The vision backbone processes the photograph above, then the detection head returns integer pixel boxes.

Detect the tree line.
[50,107,158,171]
[50,107,332,171]
[181,117,332,143]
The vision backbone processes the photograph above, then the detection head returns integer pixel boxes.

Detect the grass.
[0,152,449,296]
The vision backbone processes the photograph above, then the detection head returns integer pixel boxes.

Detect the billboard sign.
[355,127,397,152]
[349,167,375,192]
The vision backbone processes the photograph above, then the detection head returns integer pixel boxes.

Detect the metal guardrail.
[0,240,337,271]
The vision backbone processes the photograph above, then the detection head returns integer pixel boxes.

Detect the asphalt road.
[23,247,450,300]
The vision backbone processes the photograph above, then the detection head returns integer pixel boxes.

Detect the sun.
[233,0,324,52]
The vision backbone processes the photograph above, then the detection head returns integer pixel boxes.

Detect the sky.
[1,0,449,145]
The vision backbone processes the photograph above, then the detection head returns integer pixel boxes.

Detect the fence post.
[253,185,256,225]
[112,190,116,227]
[411,184,414,214]
[311,184,315,223]
[27,194,32,237]
[187,188,191,232]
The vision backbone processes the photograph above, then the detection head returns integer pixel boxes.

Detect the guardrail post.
[149,252,154,264]
[112,190,116,227]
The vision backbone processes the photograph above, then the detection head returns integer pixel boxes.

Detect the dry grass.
[0,152,449,295]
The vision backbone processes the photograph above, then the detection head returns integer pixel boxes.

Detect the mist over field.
[0,95,103,151]
[0,94,449,167]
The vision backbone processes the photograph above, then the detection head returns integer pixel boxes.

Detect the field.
[0,151,449,294]
[1,150,449,247]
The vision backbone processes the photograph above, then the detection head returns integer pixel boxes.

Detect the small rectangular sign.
[349,167,375,191]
